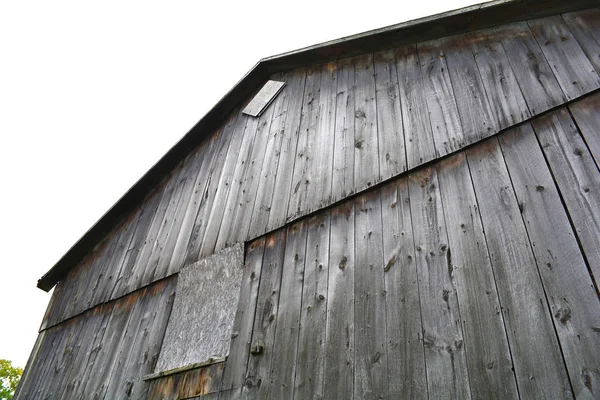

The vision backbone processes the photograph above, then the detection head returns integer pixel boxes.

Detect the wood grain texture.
[529,15,600,100]
[267,221,307,400]
[374,49,406,179]
[380,178,426,399]
[499,122,600,399]
[466,137,572,399]
[408,165,471,400]
[323,202,355,400]
[436,152,518,400]
[354,191,388,399]
[569,92,600,167]
[395,44,435,168]
[533,107,600,298]
[417,39,464,158]
[563,8,600,75]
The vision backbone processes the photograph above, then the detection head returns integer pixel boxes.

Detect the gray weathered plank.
[417,39,464,158]
[353,54,380,192]
[499,122,600,399]
[323,202,355,400]
[353,190,387,399]
[529,15,600,100]
[265,68,308,232]
[242,230,286,399]
[380,178,426,399]
[468,28,530,128]
[533,107,600,296]
[293,213,330,399]
[266,221,307,400]
[331,57,356,203]
[563,8,600,76]
[442,33,498,145]
[242,80,286,117]
[495,21,567,116]
[374,49,406,179]
[436,152,518,400]
[395,44,435,168]
[221,238,265,392]
[569,92,600,167]
[407,165,471,400]
[466,136,572,399]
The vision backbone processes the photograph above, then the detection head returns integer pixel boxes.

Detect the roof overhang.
[37,0,600,291]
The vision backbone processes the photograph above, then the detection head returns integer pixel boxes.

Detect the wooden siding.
[40,9,600,331]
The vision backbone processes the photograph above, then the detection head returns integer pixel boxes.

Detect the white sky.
[0,0,481,368]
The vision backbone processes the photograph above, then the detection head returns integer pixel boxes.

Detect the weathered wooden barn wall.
[16,4,600,400]
[40,8,600,332]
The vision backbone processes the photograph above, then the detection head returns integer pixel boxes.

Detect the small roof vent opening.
[242,80,286,117]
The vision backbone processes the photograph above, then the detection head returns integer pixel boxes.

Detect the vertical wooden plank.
[380,178,427,399]
[242,229,286,399]
[569,92,600,167]
[221,238,265,392]
[353,191,387,399]
[293,213,330,399]
[331,57,356,203]
[468,28,531,128]
[267,221,307,400]
[533,108,600,294]
[323,202,355,400]
[14,329,46,399]
[563,8,600,75]
[408,165,471,400]
[374,49,406,179]
[529,15,600,101]
[436,152,518,400]
[466,137,572,399]
[499,122,600,399]
[395,44,436,168]
[417,39,464,158]
[495,22,567,116]
[353,54,380,192]
[442,33,498,145]
[287,62,337,220]
[248,71,302,239]
[266,68,308,232]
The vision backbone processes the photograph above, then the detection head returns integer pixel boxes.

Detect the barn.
[15,0,600,398]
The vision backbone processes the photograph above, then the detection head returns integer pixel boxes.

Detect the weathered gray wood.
[529,15,600,101]
[331,57,356,203]
[499,122,600,399]
[242,80,286,117]
[353,54,380,192]
[220,238,265,391]
[436,152,518,400]
[495,21,567,116]
[157,245,244,372]
[14,329,46,399]
[442,33,498,145]
[569,92,600,167]
[323,202,355,400]
[266,68,308,231]
[417,39,464,158]
[148,363,224,399]
[215,106,267,250]
[533,108,600,297]
[199,112,252,257]
[353,190,387,399]
[247,71,295,239]
[380,178,426,399]
[266,220,307,400]
[468,28,530,128]
[563,8,600,76]
[395,44,436,168]
[374,49,406,179]
[407,165,471,400]
[466,136,572,399]
[293,213,330,399]
[242,230,286,399]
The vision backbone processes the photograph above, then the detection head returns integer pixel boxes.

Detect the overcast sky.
[0,0,481,368]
